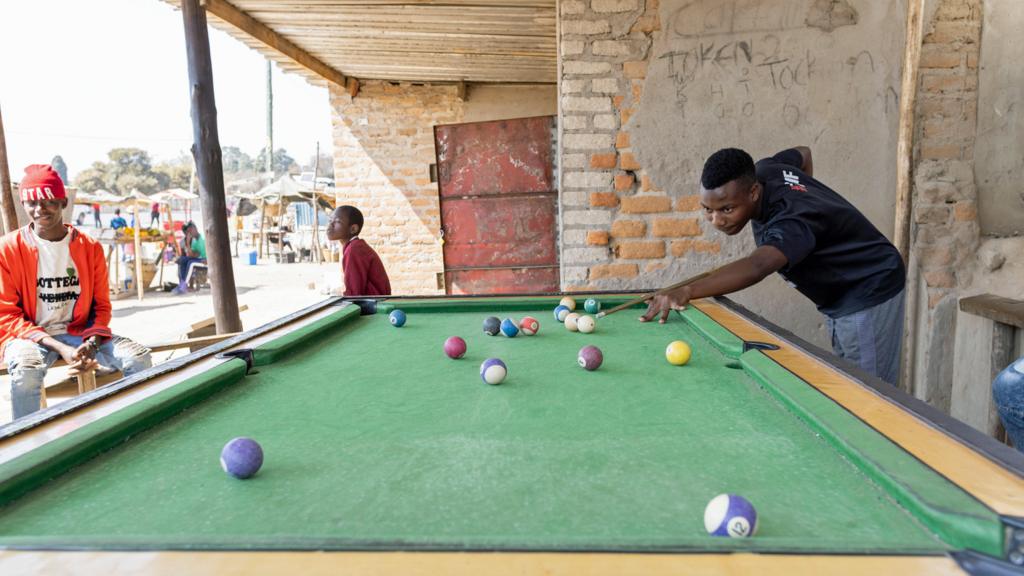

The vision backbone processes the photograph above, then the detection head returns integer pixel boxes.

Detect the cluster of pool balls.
[221,299,757,539]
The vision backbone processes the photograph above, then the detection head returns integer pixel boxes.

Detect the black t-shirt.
[751,149,905,318]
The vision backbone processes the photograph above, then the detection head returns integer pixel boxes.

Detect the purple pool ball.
[578,345,603,371]
[444,336,467,359]
[220,437,264,479]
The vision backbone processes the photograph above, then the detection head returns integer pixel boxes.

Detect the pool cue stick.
[595,269,717,318]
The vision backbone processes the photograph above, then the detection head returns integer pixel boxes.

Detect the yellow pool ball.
[666,341,691,366]
[559,296,577,311]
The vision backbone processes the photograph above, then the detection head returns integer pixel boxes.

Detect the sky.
[0,1,334,181]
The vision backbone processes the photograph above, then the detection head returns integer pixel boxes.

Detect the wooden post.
[894,0,925,262]
[0,105,19,233]
[310,141,321,264]
[276,193,284,261]
[258,200,267,259]
[181,0,243,333]
[132,204,144,301]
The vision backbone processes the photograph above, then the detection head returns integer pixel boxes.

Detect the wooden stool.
[77,370,97,395]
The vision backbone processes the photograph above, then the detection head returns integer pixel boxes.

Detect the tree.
[306,152,335,180]
[153,155,193,190]
[73,162,108,193]
[254,147,296,177]
[222,146,255,176]
[50,155,68,184]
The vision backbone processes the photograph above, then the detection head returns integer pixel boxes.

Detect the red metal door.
[435,116,558,294]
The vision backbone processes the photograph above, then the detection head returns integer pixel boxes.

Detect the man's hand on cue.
[640,285,694,324]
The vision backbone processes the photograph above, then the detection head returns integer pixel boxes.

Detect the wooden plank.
[695,300,1024,517]
[200,0,351,88]
[960,294,1024,329]
[0,550,964,576]
[893,0,925,261]
[190,304,249,332]
[148,332,243,353]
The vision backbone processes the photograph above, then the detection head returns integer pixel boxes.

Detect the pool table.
[1,295,1023,575]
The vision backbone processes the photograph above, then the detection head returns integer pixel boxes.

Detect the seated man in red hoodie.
[0,165,152,421]
[326,205,391,297]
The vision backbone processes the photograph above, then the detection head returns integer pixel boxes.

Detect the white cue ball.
[576,314,596,333]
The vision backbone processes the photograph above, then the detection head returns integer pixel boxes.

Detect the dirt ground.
[0,255,343,426]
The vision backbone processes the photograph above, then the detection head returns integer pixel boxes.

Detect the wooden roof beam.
[199,0,352,88]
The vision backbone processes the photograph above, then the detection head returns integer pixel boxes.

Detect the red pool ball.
[578,345,603,371]
[444,336,467,359]
[519,316,540,336]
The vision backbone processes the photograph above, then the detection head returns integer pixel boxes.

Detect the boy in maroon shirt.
[326,206,391,297]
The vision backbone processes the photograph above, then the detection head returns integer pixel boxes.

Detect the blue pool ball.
[704,494,758,538]
[500,318,519,337]
[220,437,264,479]
[553,305,571,322]
[483,316,501,336]
[584,298,601,314]
[389,309,407,327]
[480,358,508,385]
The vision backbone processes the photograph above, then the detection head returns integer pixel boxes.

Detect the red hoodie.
[0,225,112,350]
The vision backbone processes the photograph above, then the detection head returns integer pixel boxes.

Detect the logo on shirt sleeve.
[783,170,808,192]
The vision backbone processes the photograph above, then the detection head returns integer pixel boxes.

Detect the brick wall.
[908,0,983,408]
[329,81,459,294]
[559,0,717,290]
[328,82,556,295]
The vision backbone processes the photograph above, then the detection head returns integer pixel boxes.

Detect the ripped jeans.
[3,334,152,421]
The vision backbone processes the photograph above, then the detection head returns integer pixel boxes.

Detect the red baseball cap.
[19,164,67,202]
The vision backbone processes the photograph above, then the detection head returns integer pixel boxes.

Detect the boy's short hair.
[114,209,121,215]
[339,205,364,234]
[701,148,755,190]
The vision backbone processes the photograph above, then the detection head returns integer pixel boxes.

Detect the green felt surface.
[0,299,980,553]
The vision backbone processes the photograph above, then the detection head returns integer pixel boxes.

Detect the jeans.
[178,256,206,284]
[993,356,1024,451]
[3,334,152,421]
[827,290,905,386]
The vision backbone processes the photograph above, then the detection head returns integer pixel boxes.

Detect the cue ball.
[559,296,577,311]
[666,340,692,366]
[444,336,467,359]
[584,298,601,314]
[576,314,596,334]
[220,437,264,479]
[388,309,407,327]
[480,358,507,385]
[578,345,603,371]
[483,316,501,336]
[500,318,520,337]
[704,494,758,538]
[519,316,540,336]
[553,305,571,322]
[564,312,581,332]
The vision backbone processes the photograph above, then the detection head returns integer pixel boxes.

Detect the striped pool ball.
[480,358,507,385]
[500,318,519,337]
[220,437,264,479]
[584,298,601,314]
[444,336,467,359]
[388,309,407,327]
[553,305,571,322]
[519,316,540,336]
[578,345,603,371]
[559,296,577,311]
[564,312,581,332]
[704,494,758,538]
[483,316,501,336]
